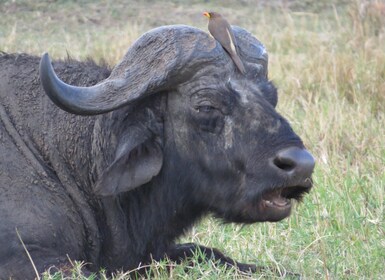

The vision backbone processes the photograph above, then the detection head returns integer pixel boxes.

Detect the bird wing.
[208,18,246,74]
[225,28,237,54]
[208,19,235,55]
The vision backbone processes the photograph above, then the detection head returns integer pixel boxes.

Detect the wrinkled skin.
[169,74,305,224]
[0,25,314,279]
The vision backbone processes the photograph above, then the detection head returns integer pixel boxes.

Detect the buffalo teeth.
[265,200,274,207]
[264,198,290,207]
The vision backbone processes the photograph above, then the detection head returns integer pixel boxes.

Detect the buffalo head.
[40,25,314,224]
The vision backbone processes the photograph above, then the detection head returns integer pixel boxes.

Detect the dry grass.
[1,0,384,279]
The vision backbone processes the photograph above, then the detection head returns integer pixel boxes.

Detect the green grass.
[1,0,384,279]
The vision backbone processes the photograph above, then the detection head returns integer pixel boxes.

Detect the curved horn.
[40,25,268,116]
[40,53,127,115]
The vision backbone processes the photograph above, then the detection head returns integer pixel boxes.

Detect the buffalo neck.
[98,144,206,271]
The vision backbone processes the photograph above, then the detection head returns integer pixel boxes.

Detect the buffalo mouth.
[260,185,311,222]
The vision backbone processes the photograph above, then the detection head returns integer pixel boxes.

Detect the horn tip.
[40,52,51,67]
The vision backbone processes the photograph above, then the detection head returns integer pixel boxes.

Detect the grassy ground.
[1,0,384,279]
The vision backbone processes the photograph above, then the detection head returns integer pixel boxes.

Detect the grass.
[1,0,384,279]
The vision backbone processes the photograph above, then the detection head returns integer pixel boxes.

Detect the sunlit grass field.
[1,0,384,279]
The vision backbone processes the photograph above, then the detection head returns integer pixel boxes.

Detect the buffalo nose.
[273,147,315,179]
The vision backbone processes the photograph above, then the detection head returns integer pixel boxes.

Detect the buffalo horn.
[39,25,267,115]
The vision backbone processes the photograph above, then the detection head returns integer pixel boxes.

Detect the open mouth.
[260,185,311,221]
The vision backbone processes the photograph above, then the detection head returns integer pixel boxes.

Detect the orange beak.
[203,12,210,18]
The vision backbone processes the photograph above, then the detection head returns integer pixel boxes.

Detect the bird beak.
[203,12,210,18]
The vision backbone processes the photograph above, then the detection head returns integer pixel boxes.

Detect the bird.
[203,11,246,74]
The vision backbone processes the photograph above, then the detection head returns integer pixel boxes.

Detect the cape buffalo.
[0,25,315,278]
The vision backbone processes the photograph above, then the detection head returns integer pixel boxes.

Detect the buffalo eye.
[192,103,224,133]
[190,90,228,134]
[196,105,217,113]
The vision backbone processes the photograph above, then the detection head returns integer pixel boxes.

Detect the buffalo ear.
[259,81,278,108]
[94,138,163,196]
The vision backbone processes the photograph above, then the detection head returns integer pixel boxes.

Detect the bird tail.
[231,53,246,74]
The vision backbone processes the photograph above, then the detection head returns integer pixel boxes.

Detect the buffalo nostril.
[273,147,315,177]
[273,156,296,172]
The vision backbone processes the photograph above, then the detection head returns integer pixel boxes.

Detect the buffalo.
[0,25,315,278]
